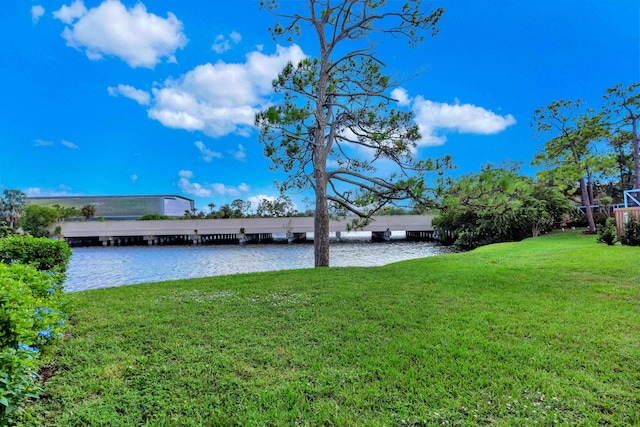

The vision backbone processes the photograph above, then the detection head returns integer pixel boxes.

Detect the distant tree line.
[531,83,640,234]
[0,190,99,237]
[433,83,640,248]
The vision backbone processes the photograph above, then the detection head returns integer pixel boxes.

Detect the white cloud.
[395,89,516,146]
[391,87,411,107]
[24,185,76,197]
[61,140,80,150]
[230,144,246,161]
[211,184,241,197]
[130,174,138,183]
[31,5,45,24]
[194,141,222,162]
[212,31,242,53]
[55,0,187,68]
[108,84,150,105]
[247,194,275,207]
[34,139,54,147]
[230,32,241,44]
[148,44,306,137]
[178,170,212,197]
[52,0,86,24]
[177,170,250,198]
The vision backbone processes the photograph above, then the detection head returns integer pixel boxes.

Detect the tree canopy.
[256,0,448,266]
[20,205,60,237]
[531,100,612,233]
[604,83,640,189]
[433,164,570,249]
[1,189,27,229]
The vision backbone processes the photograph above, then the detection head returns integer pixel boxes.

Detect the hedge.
[0,236,70,424]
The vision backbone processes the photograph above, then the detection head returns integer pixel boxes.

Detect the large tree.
[604,83,640,189]
[1,189,27,228]
[607,130,634,200]
[256,0,447,266]
[532,100,611,234]
[81,204,97,221]
[256,195,296,218]
[21,204,60,237]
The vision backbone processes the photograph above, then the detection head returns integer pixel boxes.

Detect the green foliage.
[0,263,66,348]
[0,235,72,280]
[604,83,640,189]
[596,217,618,245]
[51,205,81,222]
[1,190,27,229]
[0,262,67,424]
[606,130,635,199]
[532,99,613,234]
[137,214,171,221]
[255,196,296,217]
[433,164,571,249]
[0,234,70,423]
[80,205,96,221]
[257,1,448,266]
[20,205,60,238]
[621,213,640,246]
[0,226,16,239]
[1,347,41,423]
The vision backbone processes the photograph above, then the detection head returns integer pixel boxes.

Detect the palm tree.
[1,189,27,228]
[81,204,97,221]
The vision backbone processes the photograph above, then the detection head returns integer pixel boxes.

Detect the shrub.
[0,235,71,280]
[0,235,70,422]
[621,213,640,246]
[596,218,618,246]
[0,263,67,423]
[0,226,16,238]
[137,213,171,220]
[0,346,42,422]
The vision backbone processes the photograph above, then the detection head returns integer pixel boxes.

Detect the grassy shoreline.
[19,231,640,426]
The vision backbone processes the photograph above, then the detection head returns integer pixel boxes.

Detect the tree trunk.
[314,172,330,267]
[579,177,597,233]
[587,169,595,206]
[632,118,640,189]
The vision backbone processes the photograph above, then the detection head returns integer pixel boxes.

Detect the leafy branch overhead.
[256,0,448,266]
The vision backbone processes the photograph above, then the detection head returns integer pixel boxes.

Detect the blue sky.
[1,0,638,211]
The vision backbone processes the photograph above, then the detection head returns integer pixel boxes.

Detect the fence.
[613,207,640,237]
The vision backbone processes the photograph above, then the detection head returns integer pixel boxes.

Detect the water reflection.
[64,239,453,292]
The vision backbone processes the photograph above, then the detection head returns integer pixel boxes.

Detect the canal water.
[64,237,454,292]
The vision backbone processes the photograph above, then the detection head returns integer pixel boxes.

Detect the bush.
[565,211,589,228]
[0,226,16,238]
[596,218,618,246]
[137,213,171,220]
[1,346,42,421]
[0,235,70,422]
[0,235,71,280]
[621,214,640,246]
[0,263,67,423]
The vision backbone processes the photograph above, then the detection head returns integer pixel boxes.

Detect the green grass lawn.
[19,231,640,426]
